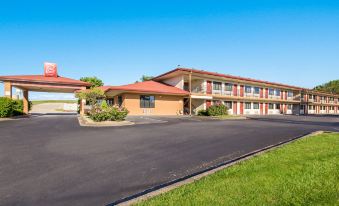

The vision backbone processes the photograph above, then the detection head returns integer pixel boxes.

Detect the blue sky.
[0,0,338,99]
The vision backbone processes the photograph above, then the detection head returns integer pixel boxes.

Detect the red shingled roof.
[154,68,305,90]
[99,80,189,95]
[0,75,91,86]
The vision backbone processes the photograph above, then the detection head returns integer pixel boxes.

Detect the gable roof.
[154,68,305,90]
[0,75,91,86]
[99,80,189,95]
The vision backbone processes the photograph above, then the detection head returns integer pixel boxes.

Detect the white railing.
[191,86,206,94]
[268,95,281,99]
[212,90,234,96]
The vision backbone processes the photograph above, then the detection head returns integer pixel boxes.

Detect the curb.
[109,131,324,206]
[78,115,135,127]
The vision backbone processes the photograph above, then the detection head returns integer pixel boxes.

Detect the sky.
[0,0,338,100]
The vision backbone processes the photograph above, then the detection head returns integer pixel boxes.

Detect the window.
[253,102,259,109]
[224,101,232,109]
[269,88,274,95]
[140,95,155,108]
[118,96,123,107]
[269,103,274,109]
[275,89,281,96]
[301,94,304,99]
[106,98,114,106]
[254,87,260,94]
[245,86,252,93]
[245,102,251,109]
[213,82,222,90]
[287,91,293,97]
[96,99,103,105]
[276,104,280,110]
[224,83,233,91]
[287,104,292,110]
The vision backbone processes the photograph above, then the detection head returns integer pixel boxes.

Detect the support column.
[79,87,86,115]
[189,72,192,115]
[4,81,12,98]
[23,90,29,114]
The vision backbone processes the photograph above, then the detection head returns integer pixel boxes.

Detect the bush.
[207,104,228,116]
[0,98,32,118]
[12,99,24,115]
[197,109,208,116]
[88,104,129,122]
[0,97,13,117]
[100,100,108,110]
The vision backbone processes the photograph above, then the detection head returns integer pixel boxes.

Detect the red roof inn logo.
[44,62,58,77]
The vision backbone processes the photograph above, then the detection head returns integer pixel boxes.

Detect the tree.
[75,88,106,106]
[314,80,339,94]
[140,75,154,82]
[80,76,104,88]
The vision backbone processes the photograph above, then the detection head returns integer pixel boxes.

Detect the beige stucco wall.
[121,93,184,115]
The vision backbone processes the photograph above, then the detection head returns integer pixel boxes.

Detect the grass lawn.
[31,100,77,105]
[137,132,339,206]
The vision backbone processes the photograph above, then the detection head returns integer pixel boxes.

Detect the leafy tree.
[314,80,339,94]
[80,76,104,88]
[75,88,106,106]
[140,75,154,82]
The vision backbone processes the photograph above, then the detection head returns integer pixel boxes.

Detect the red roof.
[154,68,305,90]
[0,75,91,86]
[99,80,189,95]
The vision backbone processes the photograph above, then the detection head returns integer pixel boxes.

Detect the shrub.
[207,104,228,116]
[197,109,208,116]
[0,98,32,118]
[0,97,13,117]
[100,100,108,110]
[88,104,129,122]
[12,99,24,115]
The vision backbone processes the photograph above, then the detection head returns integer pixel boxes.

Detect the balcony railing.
[212,90,233,96]
[268,95,281,99]
[191,86,206,94]
[244,93,260,98]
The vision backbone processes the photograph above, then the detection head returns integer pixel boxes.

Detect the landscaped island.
[76,88,129,122]
[137,132,339,205]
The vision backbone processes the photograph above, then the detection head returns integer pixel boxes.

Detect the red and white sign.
[44,62,58,77]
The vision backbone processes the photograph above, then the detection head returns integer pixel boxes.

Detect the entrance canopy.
[0,75,91,93]
[0,75,90,114]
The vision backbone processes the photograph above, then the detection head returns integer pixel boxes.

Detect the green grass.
[31,100,77,105]
[137,132,339,206]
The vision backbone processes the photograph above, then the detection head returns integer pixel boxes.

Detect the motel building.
[1,64,339,116]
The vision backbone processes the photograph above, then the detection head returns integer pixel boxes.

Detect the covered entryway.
[0,63,91,115]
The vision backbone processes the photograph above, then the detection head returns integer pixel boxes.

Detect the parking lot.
[0,114,338,206]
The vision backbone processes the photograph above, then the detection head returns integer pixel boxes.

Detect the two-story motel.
[99,68,339,116]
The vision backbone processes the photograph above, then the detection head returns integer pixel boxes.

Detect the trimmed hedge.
[0,97,32,118]
[207,104,228,116]
[0,97,13,117]
[197,104,228,116]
